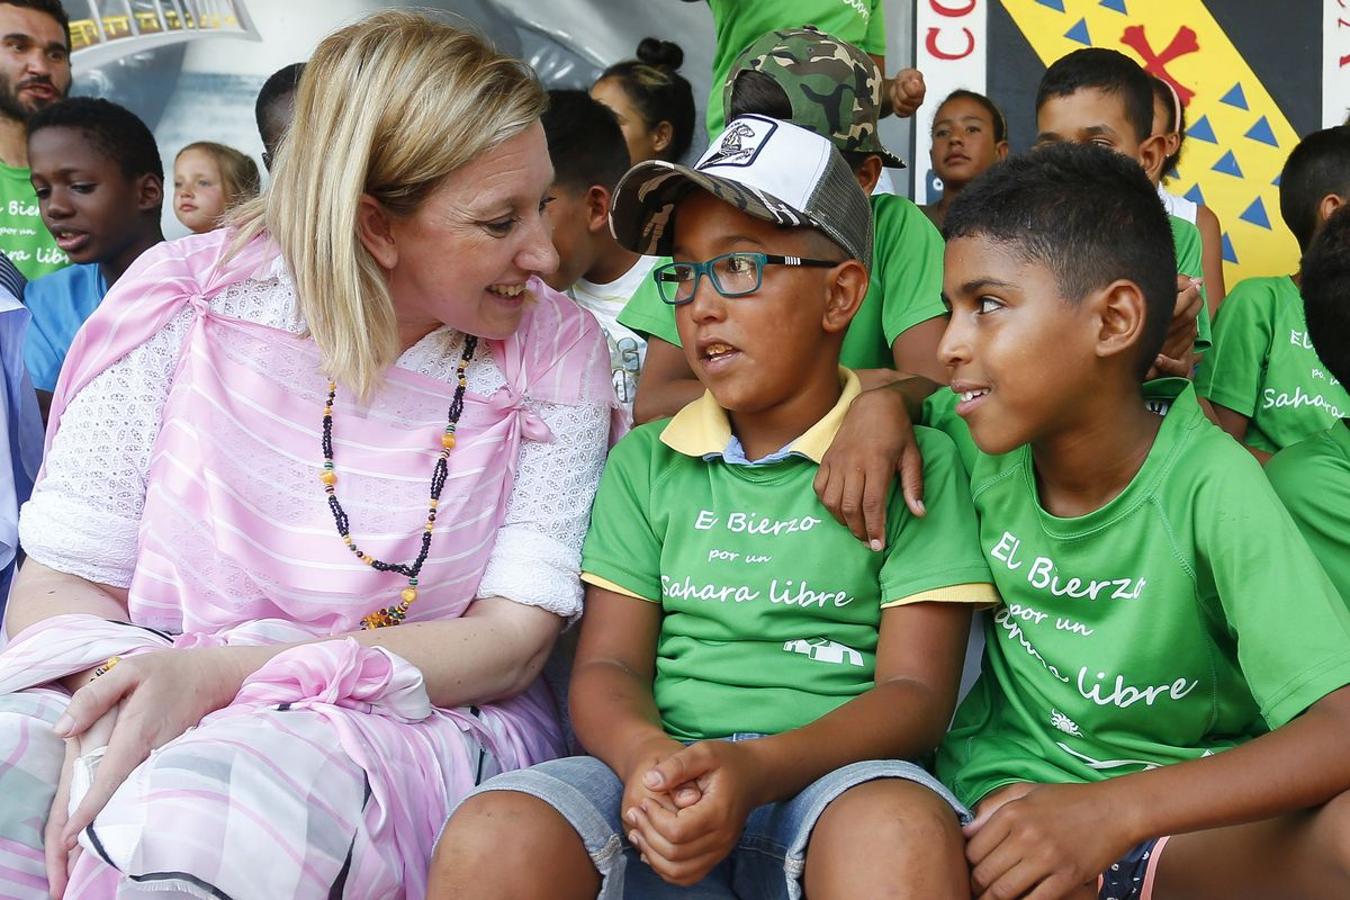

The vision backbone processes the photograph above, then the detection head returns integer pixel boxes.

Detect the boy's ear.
[136,174,163,214]
[821,260,869,335]
[356,194,398,270]
[586,185,612,235]
[995,141,1010,161]
[853,155,883,194]
[1137,132,1167,183]
[1091,278,1148,364]
[1317,192,1346,230]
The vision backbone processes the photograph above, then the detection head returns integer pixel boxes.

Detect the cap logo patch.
[700,118,777,169]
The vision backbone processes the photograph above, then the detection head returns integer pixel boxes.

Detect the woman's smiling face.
[380,121,560,342]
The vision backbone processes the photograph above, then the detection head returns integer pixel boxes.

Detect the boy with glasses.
[431,115,994,899]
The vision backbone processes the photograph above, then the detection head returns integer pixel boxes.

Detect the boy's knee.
[813,779,964,855]
[434,790,564,868]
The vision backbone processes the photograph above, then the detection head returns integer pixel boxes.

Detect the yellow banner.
[1001,0,1301,282]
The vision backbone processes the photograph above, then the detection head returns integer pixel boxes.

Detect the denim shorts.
[458,746,970,900]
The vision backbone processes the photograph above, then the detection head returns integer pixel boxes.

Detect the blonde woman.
[173,141,262,233]
[0,11,614,899]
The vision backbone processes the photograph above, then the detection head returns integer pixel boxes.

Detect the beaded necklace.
[320,334,479,629]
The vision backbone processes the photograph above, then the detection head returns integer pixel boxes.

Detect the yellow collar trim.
[659,368,861,464]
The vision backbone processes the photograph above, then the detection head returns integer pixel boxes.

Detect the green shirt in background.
[581,377,994,741]
[703,0,886,139]
[936,381,1350,808]
[1267,421,1350,605]
[1171,214,1211,351]
[617,193,946,371]
[1195,276,1348,453]
[0,162,66,280]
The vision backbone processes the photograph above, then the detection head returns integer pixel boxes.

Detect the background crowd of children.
[0,1,1346,898]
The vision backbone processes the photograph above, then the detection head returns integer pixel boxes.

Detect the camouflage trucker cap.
[722,24,905,170]
[610,114,874,271]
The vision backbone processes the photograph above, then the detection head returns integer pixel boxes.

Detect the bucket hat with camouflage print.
[723,24,906,170]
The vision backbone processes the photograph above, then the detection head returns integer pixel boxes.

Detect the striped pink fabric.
[0,229,615,898]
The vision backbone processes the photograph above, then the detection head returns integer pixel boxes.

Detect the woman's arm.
[213,599,564,708]
[5,560,128,639]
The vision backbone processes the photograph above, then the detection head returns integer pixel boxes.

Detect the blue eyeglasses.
[651,252,843,306]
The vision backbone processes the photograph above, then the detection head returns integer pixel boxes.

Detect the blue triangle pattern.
[1099,0,1127,11]
[1220,83,1249,110]
[1183,183,1205,206]
[1221,233,1238,264]
[1212,150,1243,178]
[1272,173,1282,187]
[1239,197,1272,230]
[1187,115,1217,143]
[1244,115,1277,147]
[1065,18,1091,44]
[1035,0,1066,10]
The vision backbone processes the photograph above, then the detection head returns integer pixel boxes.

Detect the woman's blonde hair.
[231,11,547,399]
[177,141,261,209]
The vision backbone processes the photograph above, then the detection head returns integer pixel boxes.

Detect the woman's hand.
[52,647,247,843]
[625,740,762,887]
[815,384,926,550]
[44,738,80,898]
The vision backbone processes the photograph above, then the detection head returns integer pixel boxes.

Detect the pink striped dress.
[0,230,615,898]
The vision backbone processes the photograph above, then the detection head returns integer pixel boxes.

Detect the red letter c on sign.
[925,26,975,60]
[931,0,977,16]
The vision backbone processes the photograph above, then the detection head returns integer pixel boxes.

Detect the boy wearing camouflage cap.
[433,115,993,900]
[622,26,950,424]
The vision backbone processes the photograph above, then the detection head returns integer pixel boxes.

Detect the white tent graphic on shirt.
[783,638,864,667]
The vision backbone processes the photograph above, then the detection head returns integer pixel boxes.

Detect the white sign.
[1325,1,1350,127]
[912,0,989,204]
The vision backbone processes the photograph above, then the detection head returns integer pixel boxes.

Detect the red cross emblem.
[1120,24,1200,105]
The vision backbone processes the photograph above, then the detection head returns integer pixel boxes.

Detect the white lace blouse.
[19,274,610,620]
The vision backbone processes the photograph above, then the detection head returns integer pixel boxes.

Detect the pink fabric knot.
[187,292,210,315]
[229,639,432,723]
[486,385,553,443]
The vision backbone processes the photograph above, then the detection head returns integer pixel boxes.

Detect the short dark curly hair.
[28,97,162,181]
[945,142,1176,379]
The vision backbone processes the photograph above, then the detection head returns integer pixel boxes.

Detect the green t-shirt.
[936,381,1350,808]
[1170,215,1211,351]
[0,162,66,280]
[1195,276,1348,453]
[581,376,994,741]
[704,0,886,139]
[617,193,946,372]
[1267,421,1350,605]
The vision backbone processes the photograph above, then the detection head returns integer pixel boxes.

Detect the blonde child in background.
[172,141,261,234]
